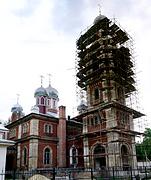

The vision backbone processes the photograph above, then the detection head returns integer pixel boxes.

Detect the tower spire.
[48,73,52,86]
[40,75,44,87]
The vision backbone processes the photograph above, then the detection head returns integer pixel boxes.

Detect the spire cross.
[98,2,102,15]
[40,75,44,87]
[17,94,20,104]
[48,73,52,86]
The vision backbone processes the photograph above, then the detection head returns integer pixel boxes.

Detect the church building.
[6,13,144,171]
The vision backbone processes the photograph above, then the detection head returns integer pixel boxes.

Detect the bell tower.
[76,14,144,169]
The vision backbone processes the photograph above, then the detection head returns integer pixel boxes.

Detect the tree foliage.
[136,128,151,161]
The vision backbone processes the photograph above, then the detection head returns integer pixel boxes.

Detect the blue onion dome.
[93,14,106,24]
[46,85,59,100]
[11,103,23,113]
[77,100,88,112]
[34,86,48,97]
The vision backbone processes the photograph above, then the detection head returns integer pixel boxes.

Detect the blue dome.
[94,14,106,24]
[46,85,59,99]
[34,86,48,97]
[11,103,23,113]
[77,100,87,112]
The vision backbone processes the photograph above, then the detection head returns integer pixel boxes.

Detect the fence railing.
[1,166,151,180]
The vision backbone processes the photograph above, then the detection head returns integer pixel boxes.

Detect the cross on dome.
[98,3,102,15]
[40,75,44,87]
[48,73,52,86]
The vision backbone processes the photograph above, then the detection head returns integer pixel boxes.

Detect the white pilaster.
[30,119,39,136]
[29,139,38,170]
[18,125,21,139]
[17,143,21,168]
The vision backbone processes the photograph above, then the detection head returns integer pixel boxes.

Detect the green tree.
[136,128,151,161]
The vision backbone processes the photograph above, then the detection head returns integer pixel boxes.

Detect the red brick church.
[6,13,143,171]
[6,80,84,170]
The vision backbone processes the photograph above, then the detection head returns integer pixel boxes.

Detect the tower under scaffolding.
[73,13,145,169]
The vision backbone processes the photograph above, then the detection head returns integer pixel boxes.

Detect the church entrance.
[93,145,106,169]
[6,146,17,171]
[6,154,16,171]
[121,145,130,170]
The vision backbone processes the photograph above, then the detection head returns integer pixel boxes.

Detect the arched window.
[41,97,45,105]
[44,147,51,165]
[70,146,78,166]
[47,99,50,106]
[121,145,130,169]
[53,99,56,108]
[23,147,27,166]
[94,145,105,154]
[94,145,106,168]
[37,98,39,105]
[22,123,29,134]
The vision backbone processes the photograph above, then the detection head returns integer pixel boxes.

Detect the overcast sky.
[0,0,150,129]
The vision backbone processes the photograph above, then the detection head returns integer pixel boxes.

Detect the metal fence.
[1,166,151,180]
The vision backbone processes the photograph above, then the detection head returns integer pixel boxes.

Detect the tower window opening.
[117,87,124,103]
[94,88,99,100]
[91,117,94,126]
[94,116,99,125]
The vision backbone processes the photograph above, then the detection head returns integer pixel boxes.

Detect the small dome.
[46,85,59,99]
[77,100,88,112]
[0,122,8,132]
[34,86,48,97]
[31,105,39,114]
[94,14,106,24]
[11,103,23,113]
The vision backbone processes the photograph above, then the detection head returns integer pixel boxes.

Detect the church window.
[94,145,106,168]
[37,98,40,105]
[47,99,50,106]
[70,146,78,166]
[53,99,56,108]
[41,97,45,105]
[9,128,16,138]
[23,147,27,166]
[44,124,53,134]
[44,147,51,165]
[22,123,29,134]
[94,115,99,125]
